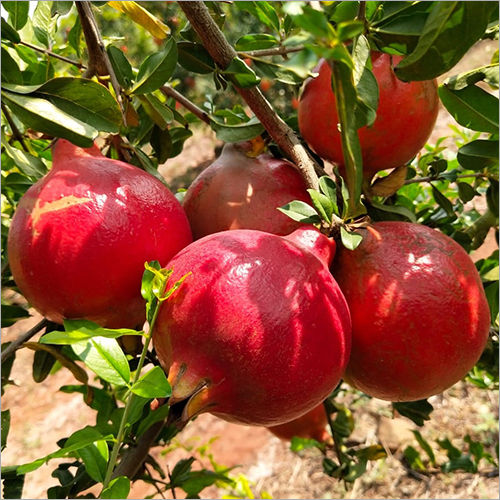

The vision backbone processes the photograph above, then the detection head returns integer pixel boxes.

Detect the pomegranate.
[333,221,490,401]
[8,139,192,328]
[182,142,310,239]
[268,403,331,443]
[298,53,439,177]
[154,226,351,426]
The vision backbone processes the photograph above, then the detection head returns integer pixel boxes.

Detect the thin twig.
[19,41,86,69]
[404,172,491,185]
[179,1,320,191]
[356,1,367,23]
[166,465,177,500]
[237,45,304,58]
[1,102,29,152]
[323,400,346,472]
[76,1,127,125]
[160,86,211,125]
[1,318,49,362]
[144,464,166,499]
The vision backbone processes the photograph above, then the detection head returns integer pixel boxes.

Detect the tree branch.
[1,318,49,362]
[160,86,211,125]
[19,41,86,69]
[237,45,304,58]
[179,1,320,190]
[404,172,492,185]
[76,1,127,125]
[1,102,29,152]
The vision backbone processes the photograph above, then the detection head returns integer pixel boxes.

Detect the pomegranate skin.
[268,403,330,442]
[154,227,351,426]
[182,142,310,239]
[298,54,439,176]
[333,221,490,402]
[8,139,192,328]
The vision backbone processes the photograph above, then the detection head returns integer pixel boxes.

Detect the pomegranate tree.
[333,221,490,402]
[7,139,192,328]
[298,53,439,177]
[153,227,351,426]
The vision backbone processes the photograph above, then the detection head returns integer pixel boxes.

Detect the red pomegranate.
[154,226,351,426]
[333,221,490,401]
[182,142,310,239]
[298,53,439,176]
[268,403,331,443]
[8,139,192,328]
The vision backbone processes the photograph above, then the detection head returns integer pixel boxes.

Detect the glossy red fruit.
[183,142,310,239]
[8,139,192,328]
[332,221,490,402]
[268,403,331,442]
[298,53,439,176]
[154,226,351,426]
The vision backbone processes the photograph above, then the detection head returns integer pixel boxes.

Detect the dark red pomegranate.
[298,53,439,176]
[154,226,351,426]
[333,221,490,401]
[8,139,192,328]
[268,403,331,443]
[182,142,310,239]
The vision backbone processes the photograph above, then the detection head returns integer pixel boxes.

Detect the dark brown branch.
[1,318,49,362]
[404,172,491,185]
[179,1,320,191]
[1,102,29,152]
[238,45,304,58]
[356,1,367,22]
[160,86,211,125]
[76,1,127,124]
[19,41,86,69]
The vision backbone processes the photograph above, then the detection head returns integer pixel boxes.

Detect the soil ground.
[1,41,498,499]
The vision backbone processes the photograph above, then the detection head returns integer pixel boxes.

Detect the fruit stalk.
[179,0,321,191]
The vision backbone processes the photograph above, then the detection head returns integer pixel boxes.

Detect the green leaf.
[404,445,426,471]
[51,2,74,17]
[150,126,172,163]
[32,1,55,47]
[137,94,173,130]
[32,348,57,383]
[340,226,363,251]
[130,366,172,399]
[395,2,495,81]
[107,45,134,89]
[319,175,338,211]
[131,38,178,95]
[285,3,333,40]
[439,84,499,134]
[17,426,113,474]
[253,59,303,85]
[308,189,333,223]
[337,20,364,43]
[235,1,280,33]
[1,47,23,85]
[177,42,215,74]
[1,138,48,179]
[1,18,20,43]
[2,1,29,30]
[1,466,25,499]
[413,430,436,466]
[77,440,109,483]
[136,403,169,437]
[235,33,279,51]
[100,476,130,499]
[211,116,264,143]
[445,64,499,91]
[1,304,30,328]
[223,57,261,88]
[290,436,324,452]
[1,90,96,148]
[1,409,10,451]
[484,281,499,324]
[40,319,141,345]
[393,399,434,426]
[457,140,499,171]
[431,184,455,217]
[277,200,321,224]
[68,16,82,57]
[72,337,131,386]
[456,182,477,203]
[368,200,417,223]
